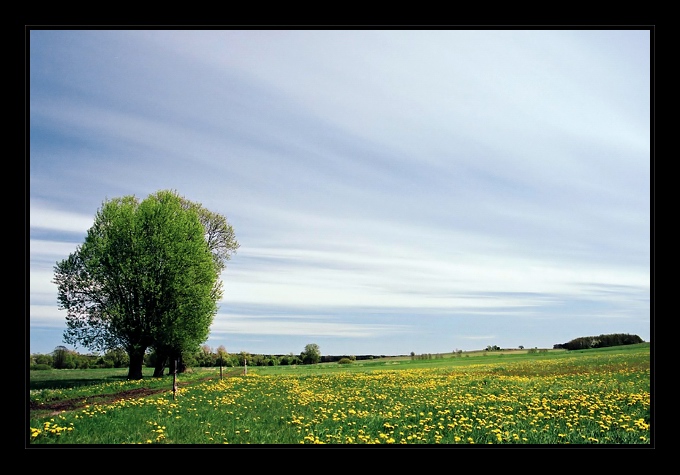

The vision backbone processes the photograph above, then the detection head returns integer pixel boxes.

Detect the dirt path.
[30,370,243,418]
[30,387,167,416]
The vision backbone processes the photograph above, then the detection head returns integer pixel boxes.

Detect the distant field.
[28,344,650,445]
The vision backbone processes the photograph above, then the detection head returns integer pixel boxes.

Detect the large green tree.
[151,194,239,376]
[54,190,238,380]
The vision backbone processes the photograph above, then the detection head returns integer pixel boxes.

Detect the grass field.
[28,344,651,445]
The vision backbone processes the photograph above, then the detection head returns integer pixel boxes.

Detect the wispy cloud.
[29,28,651,355]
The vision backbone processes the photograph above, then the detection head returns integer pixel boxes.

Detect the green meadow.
[29,344,651,445]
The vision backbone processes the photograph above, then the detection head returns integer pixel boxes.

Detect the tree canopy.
[53,190,238,379]
[301,343,321,365]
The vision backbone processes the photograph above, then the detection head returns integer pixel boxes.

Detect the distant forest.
[553,333,644,351]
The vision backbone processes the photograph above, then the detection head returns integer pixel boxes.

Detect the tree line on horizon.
[29,333,645,371]
[29,343,325,371]
[552,333,644,350]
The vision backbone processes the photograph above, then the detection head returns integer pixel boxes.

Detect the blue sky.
[28,29,652,357]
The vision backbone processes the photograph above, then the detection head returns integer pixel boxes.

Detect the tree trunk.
[167,352,187,374]
[127,349,146,380]
[153,351,168,377]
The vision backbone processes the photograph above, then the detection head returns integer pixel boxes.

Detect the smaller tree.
[238,351,251,367]
[216,345,228,366]
[52,346,74,369]
[103,347,130,368]
[300,343,321,365]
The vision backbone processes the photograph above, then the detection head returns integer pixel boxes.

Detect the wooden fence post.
[172,359,178,400]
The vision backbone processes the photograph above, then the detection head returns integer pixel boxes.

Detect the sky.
[28,28,652,358]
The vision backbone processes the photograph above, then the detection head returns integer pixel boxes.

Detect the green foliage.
[32,353,53,366]
[51,346,75,369]
[180,351,199,368]
[279,354,301,366]
[300,343,321,365]
[103,348,129,368]
[30,364,52,371]
[53,190,238,380]
[558,333,644,351]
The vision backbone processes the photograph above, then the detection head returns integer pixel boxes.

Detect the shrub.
[338,358,353,365]
[30,364,52,371]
